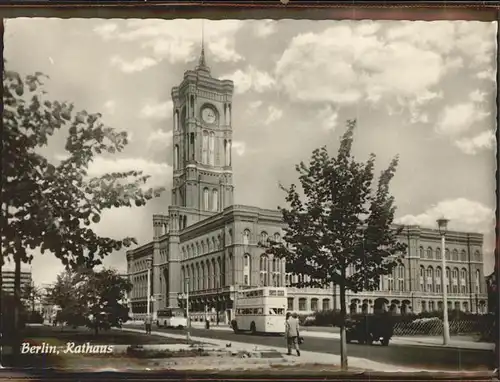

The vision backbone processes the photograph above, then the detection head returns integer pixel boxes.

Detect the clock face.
[201,107,217,124]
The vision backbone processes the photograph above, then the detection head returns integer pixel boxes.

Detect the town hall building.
[126,45,488,324]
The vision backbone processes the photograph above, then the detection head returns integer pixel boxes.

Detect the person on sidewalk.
[144,314,152,335]
[285,312,301,356]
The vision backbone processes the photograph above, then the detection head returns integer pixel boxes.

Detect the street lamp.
[437,217,451,345]
[185,278,191,342]
[146,258,153,319]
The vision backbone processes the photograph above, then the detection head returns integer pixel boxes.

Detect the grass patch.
[126,346,210,359]
[21,326,191,345]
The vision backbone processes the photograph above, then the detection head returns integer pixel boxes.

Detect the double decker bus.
[231,287,287,335]
[156,307,187,329]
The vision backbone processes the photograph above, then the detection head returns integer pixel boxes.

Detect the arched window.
[243,229,250,246]
[446,267,451,293]
[174,109,179,131]
[474,251,481,261]
[419,246,424,258]
[311,298,319,311]
[243,254,250,285]
[259,255,268,286]
[426,266,434,292]
[460,268,467,294]
[274,232,281,243]
[420,266,425,291]
[224,139,232,166]
[427,247,433,259]
[452,268,459,294]
[209,132,215,166]
[452,249,459,261]
[174,145,179,170]
[387,272,394,291]
[272,257,280,287]
[202,131,209,164]
[212,189,218,211]
[460,250,467,262]
[435,247,441,260]
[435,267,442,293]
[397,265,405,291]
[203,188,209,210]
[260,231,268,245]
[298,298,306,311]
[322,299,330,311]
[476,269,481,293]
[445,249,450,260]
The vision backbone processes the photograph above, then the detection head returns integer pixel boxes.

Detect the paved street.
[150,326,494,371]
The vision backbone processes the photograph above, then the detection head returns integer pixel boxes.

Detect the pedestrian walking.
[144,314,152,334]
[285,312,300,356]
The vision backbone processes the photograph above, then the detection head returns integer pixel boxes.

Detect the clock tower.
[170,44,235,229]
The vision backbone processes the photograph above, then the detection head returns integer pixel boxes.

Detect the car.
[346,314,394,346]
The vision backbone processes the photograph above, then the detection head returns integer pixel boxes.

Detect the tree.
[49,267,132,335]
[2,64,165,357]
[21,282,43,314]
[263,120,406,370]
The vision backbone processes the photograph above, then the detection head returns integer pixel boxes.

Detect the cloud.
[208,37,243,63]
[435,102,490,136]
[468,89,487,103]
[317,105,339,131]
[274,20,496,119]
[254,20,277,38]
[88,157,172,188]
[95,19,244,66]
[477,69,496,81]
[264,106,283,125]
[247,100,263,113]
[147,129,173,148]
[454,131,496,155]
[224,66,275,94]
[140,100,173,120]
[93,22,118,40]
[396,198,495,235]
[110,55,158,73]
[232,141,246,156]
[104,100,116,115]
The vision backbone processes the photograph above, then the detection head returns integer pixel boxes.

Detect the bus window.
[278,291,285,296]
[269,290,277,296]
[269,308,285,315]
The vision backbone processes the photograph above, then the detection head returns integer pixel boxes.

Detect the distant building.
[2,270,32,296]
[126,43,489,322]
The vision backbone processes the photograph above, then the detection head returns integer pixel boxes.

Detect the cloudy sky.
[3,18,497,285]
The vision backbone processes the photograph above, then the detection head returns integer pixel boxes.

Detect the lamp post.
[146,258,152,319]
[186,278,191,342]
[437,218,450,345]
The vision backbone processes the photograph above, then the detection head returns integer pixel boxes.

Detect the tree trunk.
[13,249,21,361]
[339,280,348,371]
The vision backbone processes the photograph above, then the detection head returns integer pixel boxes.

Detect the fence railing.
[392,318,493,337]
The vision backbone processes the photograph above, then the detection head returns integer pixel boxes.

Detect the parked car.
[346,314,394,346]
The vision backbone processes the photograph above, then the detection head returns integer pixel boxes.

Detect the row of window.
[242,230,281,246]
[202,188,219,212]
[181,235,224,260]
[181,256,225,292]
[420,266,481,293]
[172,135,232,170]
[236,308,286,315]
[419,246,481,262]
[288,297,331,311]
[243,254,284,287]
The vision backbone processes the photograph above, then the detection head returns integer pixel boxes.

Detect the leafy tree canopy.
[49,267,132,334]
[263,119,407,294]
[2,65,165,270]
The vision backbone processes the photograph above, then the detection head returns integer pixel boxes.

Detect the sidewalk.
[187,322,494,351]
[119,327,422,373]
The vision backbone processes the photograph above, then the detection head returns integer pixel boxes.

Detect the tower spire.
[196,20,210,73]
